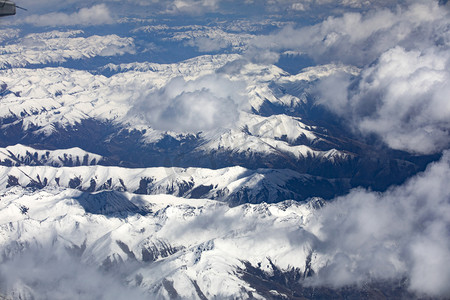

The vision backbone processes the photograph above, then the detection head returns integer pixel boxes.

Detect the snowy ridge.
[202,114,351,161]
[0,144,103,167]
[240,63,301,110]
[245,63,360,110]
[0,31,135,69]
[133,20,288,35]
[0,55,245,129]
[168,28,254,52]
[204,129,349,161]
[243,114,319,142]
[0,29,20,43]
[1,1,449,299]
[102,54,240,77]
[0,1,447,298]
[0,165,345,203]
[1,152,449,299]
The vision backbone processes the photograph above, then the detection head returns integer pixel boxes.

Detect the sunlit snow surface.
[1,152,450,298]
[0,0,450,299]
[0,187,317,299]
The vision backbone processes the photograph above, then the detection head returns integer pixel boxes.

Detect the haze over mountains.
[0,0,449,299]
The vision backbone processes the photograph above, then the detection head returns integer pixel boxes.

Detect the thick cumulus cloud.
[131,74,248,132]
[306,151,450,297]
[312,2,450,153]
[248,0,450,154]
[340,47,450,154]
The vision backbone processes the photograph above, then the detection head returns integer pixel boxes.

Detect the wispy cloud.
[11,0,408,20]
[0,245,147,300]
[20,4,114,27]
[21,4,114,26]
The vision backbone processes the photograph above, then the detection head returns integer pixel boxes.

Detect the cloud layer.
[349,47,450,153]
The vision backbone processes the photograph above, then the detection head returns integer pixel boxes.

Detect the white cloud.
[134,0,401,14]
[251,1,447,66]
[354,47,450,154]
[306,151,450,296]
[21,4,114,27]
[314,33,450,153]
[254,0,400,13]
[130,74,249,132]
[165,0,220,14]
[247,0,450,154]
[314,51,450,153]
[0,246,147,300]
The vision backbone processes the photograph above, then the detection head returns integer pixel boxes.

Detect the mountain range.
[0,1,449,299]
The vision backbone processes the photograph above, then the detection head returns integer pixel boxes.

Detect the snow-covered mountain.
[0,186,417,299]
[0,55,429,195]
[0,186,316,299]
[1,163,349,204]
[0,51,438,299]
[1,1,449,299]
[0,144,103,167]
